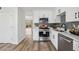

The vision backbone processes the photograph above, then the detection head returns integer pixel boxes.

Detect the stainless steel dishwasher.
[58,33,73,51]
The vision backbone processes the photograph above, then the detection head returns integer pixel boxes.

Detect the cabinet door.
[55,15,61,23]
[75,8,79,21]
[56,7,66,15]
[52,34,56,47]
[50,29,53,41]
[56,7,61,15]
[66,7,79,22]
[52,32,58,50]
[48,11,55,23]
[66,8,76,22]
[50,29,55,46]
[39,11,53,23]
[33,28,39,41]
[33,11,39,23]
[50,30,58,50]
[54,33,58,50]
[55,7,67,23]
[73,40,79,51]
[50,29,54,43]
[39,10,55,23]
[33,18,39,23]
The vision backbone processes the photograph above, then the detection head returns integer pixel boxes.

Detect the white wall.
[0,7,18,44]
[0,7,26,44]
[18,8,26,43]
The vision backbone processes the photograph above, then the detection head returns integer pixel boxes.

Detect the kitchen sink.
[55,30,65,32]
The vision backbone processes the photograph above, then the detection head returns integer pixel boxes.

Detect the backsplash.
[66,21,79,29]
[49,23,61,29]
[49,21,79,30]
[34,22,79,30]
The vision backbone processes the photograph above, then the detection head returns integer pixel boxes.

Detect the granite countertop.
[59,32,79,42]
[50,28,79,42]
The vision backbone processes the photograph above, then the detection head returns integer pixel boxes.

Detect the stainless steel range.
[39,18,49,41]
[39,29,49,37]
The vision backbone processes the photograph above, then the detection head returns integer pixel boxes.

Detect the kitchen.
[31,7,79,51]
[0,7,79,51]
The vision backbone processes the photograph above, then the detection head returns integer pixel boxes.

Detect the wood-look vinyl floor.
[0,37,56,51]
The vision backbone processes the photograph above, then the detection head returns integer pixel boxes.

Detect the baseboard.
[17,36,25,44]
[0,41,18,44]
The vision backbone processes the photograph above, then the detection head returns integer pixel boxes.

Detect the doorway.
[25,20,33,39]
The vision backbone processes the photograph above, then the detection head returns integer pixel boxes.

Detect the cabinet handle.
[63,38,72,43]
[53,35,55,39]
[78,12,79,18]
[75,13,77,19]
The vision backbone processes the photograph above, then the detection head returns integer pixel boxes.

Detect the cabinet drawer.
[73,40,79,51]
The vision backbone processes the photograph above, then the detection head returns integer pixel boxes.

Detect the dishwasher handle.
[60,37,72,43]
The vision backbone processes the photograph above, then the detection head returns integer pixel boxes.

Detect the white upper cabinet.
[55,7,79,22]
[45,11,55,23]
[66,7,79,22]
[33,11,39,23]
[55,15,61,23]
[33,18,39,23]
[33,10,56,23]
[56,7,67,15]
[55,7,67,23]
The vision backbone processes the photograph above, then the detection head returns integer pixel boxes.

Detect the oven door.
[39,31,49,37]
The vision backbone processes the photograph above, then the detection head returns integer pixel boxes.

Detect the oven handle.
[60,37,72,43]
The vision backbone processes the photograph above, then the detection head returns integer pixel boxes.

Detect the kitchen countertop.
[59,31,79,42]
[50,28,79,42]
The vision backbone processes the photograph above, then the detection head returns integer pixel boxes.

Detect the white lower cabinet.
[50,29,58,50]
[53,33,58,50]
[33,28,39,41]
[73,40,79,51]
